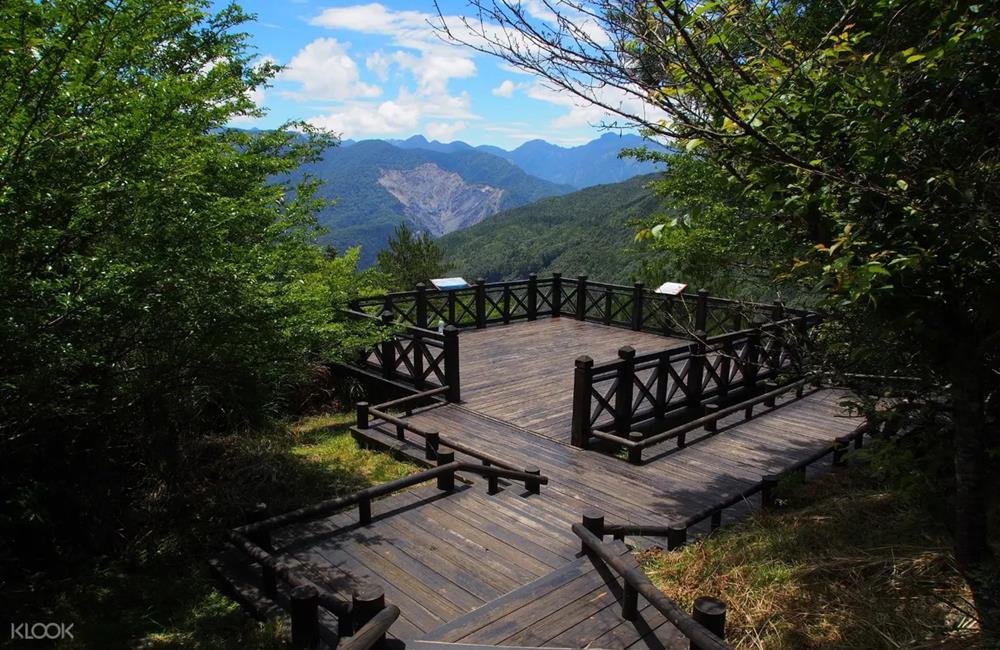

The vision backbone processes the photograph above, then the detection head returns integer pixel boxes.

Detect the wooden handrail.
[337,604,401,650]
[373,386,449,411]
[572,523,731,650]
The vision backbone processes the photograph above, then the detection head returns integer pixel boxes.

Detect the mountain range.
[288,133,668,265]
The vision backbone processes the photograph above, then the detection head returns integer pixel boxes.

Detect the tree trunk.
[949,345,999,637]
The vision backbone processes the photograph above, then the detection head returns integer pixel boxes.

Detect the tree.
[375,222,454,291]
[0,0,381,557]
[439,0,1000,630]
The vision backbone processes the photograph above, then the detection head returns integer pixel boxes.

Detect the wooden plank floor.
[458,319,688,443]
[364,388,863,534]
[419,542,687,649]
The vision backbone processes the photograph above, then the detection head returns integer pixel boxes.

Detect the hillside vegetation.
[439,174,665,282]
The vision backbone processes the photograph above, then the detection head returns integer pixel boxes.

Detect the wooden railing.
[344,308,461,402]
[351,273,810,338]
[228,457,551,646]
[571,314,819,449]
[357,392,546,494]
[573,517,731,650]
[579,416,870,551]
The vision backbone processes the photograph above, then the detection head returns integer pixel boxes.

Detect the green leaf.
[896,179,909,191]
[905,53,926,64]
[685,138,705,153]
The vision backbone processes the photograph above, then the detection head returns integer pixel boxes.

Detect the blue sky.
[217,1,640,148]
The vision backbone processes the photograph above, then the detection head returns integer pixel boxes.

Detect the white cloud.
[307,88,475,139]
[366,51,391,81]
[281,38,381,101]
[426,121,467,142]
[391,50,476,96]
[491,80,516,98]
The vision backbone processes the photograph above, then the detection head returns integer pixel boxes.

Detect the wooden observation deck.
[216,275,869,650]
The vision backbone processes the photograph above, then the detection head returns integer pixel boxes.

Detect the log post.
[763,381,778,407]
[525,466,541,494]
[654,353,669,419]
[437,450,455,491]
[603,286,613,325]
[745,328,762,390]
[710,511,722,531]
[628,432,644,465]
[475,278,486,329]
[358,495,372,525]
[581,510,605,553]
[615,346,636,435]
[552,272,562,317]
[424,430,439,461]
[691,597,727,650]
[718,340,733,398]
[246,503,273,553]
[623,580,639,621]
[527,273,538,321]
[502,282,511,324]
[703,402,719,432]
[447,289,457,325]
[695,289,709,333]
[575,275,588,320]
[415,282,428,328]
[686,333,707,414]
[666,523,688,550]
[412,329,424,385]
[290,585,319,650]
[484,461,499,495]
[632,282,644,331]
[352,585,386,641]
[832,436,849,467]
[356,402,369,430]
[380,310,395,379]
[443,325,461,402]
[571,356,594,449]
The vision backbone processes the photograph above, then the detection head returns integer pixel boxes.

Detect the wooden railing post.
[718,340,733,398]
[761,474,779,508]
[654,353,669,419]
[615,346,636,435]
[447,289,457,325]
[603,286,613,325]
[745,328,762,390]
[695,289,709,332]
[527,273,538,321]
[571,356,594,448]
[352,585,386,640]
[525,466,541,494]
[686,333,707,414]
[575,275,588,320]
[628,432,644,465]
[502,282,512,324]
[290,585,319,649]
[246,503,276,597]
[581,510,605,553]
[632,282,644,331]
[552,272,562,317]
[380,310,395,379]
[437,451,455,491]
[412,329,424,384]
[444,325,461,402]
[415,282,428,328]
[772,299,785,321]
[356,402,369,430]
[666,523,687,550]
[691,597,727,650]
[475,278,487,329]
[424,430,439,461]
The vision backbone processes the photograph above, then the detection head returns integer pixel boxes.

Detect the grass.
[639,464,982,649]
[21,412,417,649]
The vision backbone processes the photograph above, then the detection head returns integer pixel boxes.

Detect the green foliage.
[375,222,454,291]
[440,174,664,282]
[0,0,383,562]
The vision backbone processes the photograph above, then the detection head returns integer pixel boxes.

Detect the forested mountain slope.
[438,174,664,282]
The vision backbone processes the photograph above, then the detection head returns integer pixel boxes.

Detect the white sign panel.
[655,281,688,296]
[430,277,470,291]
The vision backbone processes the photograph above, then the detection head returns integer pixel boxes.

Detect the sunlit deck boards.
[363,387,863,534]
[459,318,688,443]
